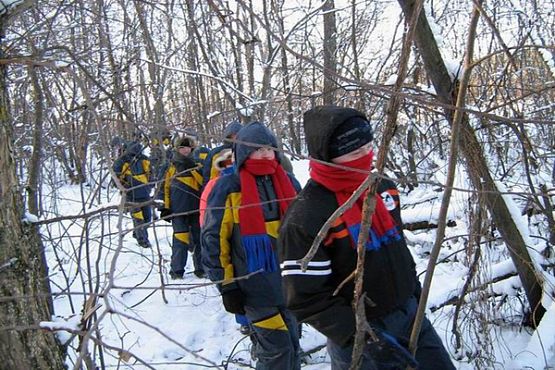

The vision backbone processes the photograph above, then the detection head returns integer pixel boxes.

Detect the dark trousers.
[170,216,190,274]
[327,296,455,370]
[130,203,152,246]
[244,305,301,370]
[190,220,204,274]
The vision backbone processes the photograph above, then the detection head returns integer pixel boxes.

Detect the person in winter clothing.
[278,106,455,370]
[198,149,252,335]
[149,127,173,180]
[160,135,204,279]
[201,122,302,370]
[199,149,234,227]
[113,141,153,248]
[193,145,210,165]
[201,121,243,186]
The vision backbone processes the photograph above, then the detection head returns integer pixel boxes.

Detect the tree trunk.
[0,9,65,369]
[26,65,43,215]
[397,0,546,325]
[322,0,337,105]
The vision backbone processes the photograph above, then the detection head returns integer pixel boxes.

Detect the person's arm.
[278,220,357,347]
[201,180,235,290]
[201,150,215,187]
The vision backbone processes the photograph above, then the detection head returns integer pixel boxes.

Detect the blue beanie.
[328,117,373,159]
[233,122,279,169]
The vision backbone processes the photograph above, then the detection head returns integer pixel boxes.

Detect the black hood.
[303,106,368,162]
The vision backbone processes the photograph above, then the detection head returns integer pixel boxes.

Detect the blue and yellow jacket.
[161,153,203,215]
[113,142,152,201]
[201,171,300,307]
[201,143,232,186]
[201,121,301,307]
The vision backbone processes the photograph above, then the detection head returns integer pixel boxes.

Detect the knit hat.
[328,117,373,159]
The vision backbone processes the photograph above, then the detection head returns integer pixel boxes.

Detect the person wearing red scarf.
[201,122,302,370]
[278,106,455,370]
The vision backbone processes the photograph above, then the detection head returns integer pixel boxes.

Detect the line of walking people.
[112,107,455,370]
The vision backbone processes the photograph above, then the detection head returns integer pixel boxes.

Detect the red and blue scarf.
[309,151,400,250]
[239,158,297,272]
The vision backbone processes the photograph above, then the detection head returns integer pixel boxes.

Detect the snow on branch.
[0,0,28,18]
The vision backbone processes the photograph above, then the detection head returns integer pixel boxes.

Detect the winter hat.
[303,106,369,162]
[214,149,233,171]
[110,136,125,148]
[328,116,373,159]
[223,121,243,138]
[233,122,280,169]
[173,135,195,148]
[123,141,143,156]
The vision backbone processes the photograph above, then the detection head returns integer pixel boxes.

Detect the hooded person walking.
[201,122,302,370]
[278,106,455,370]
[202,120,243,186]
[160,135,204,279]
[113,141,153,248]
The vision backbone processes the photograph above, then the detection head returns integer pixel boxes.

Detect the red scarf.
[239,158,297,272]
[309,151,400,250]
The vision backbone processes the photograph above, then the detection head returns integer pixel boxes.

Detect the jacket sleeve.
[278,219,357,347]
[162,166,175,209]
[113,157,125,179]
[200,179,236,291]
[287,173,302,193]
[201,150,215,188]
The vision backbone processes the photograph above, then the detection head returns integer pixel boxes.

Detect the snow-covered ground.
[40,159,554,369]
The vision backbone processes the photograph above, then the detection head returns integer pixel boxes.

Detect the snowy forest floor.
[40,159,553,370]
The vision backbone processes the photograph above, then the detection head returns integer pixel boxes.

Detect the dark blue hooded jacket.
[113,141,152,201]
[201,122,300,307]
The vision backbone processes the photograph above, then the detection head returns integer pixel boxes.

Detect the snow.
[0,0,25,17]
[509,301,555,370]
[40,158,555,370]
[40,315,82,345]
[23,211,39,223]
[206,111,220,120]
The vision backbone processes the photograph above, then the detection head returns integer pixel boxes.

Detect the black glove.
[221,288,245,315]
[365,329,418,369]
[160,208,173,222]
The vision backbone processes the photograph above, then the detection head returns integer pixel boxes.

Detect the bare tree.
[0,2,65,368]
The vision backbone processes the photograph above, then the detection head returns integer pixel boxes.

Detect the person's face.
[330,142,373,164]
[248,146,275,160]
[178,146,192,156]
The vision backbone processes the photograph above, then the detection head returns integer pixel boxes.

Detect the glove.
[221,288,245,315]
[365,329,418,369]
[159,208,173,222]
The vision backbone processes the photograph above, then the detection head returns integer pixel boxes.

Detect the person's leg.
[244,305,298,370]
[326,339,378,370]
[189,220,204,277]
[280,308,301,370]
[139,204,152,247]
[414,316,455,370]
[170,216,189,278]
[372,296,454,370]
[130,206,149,247]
